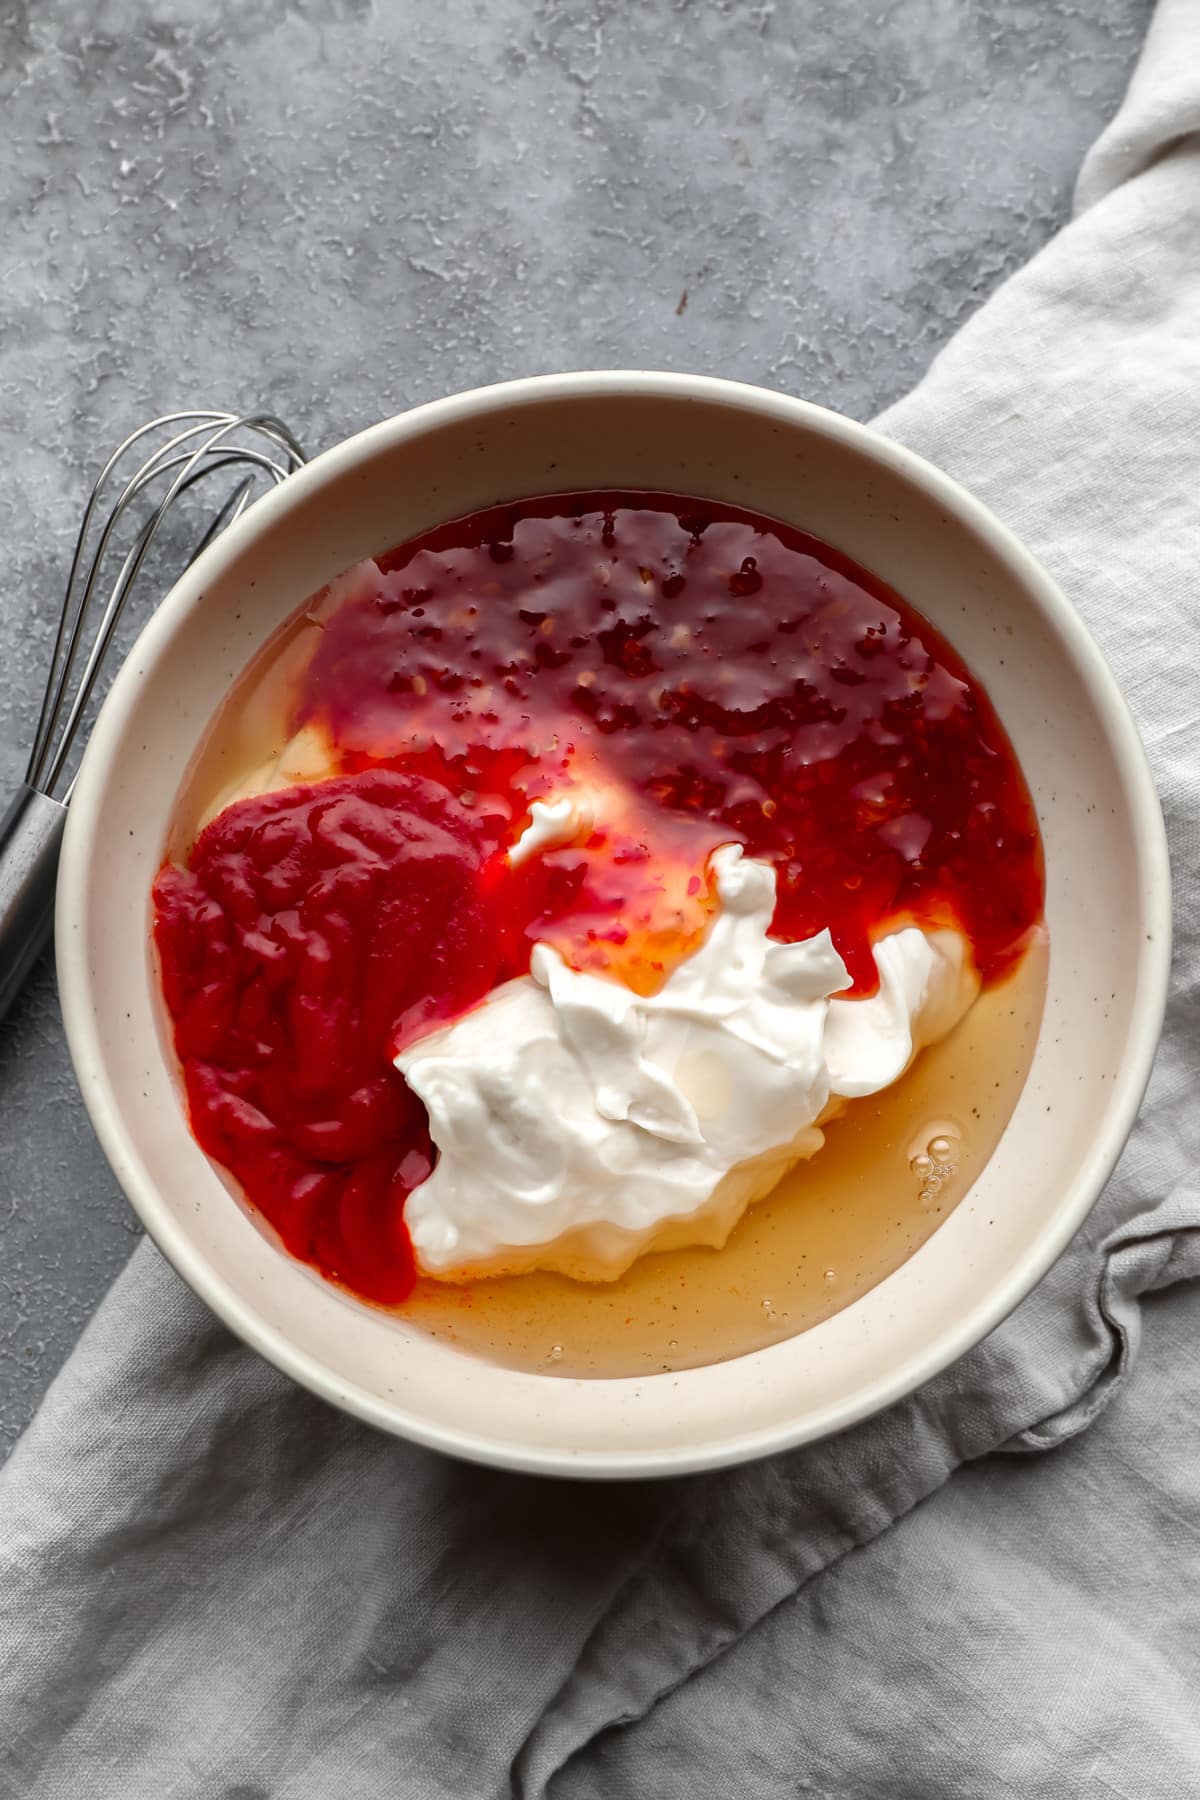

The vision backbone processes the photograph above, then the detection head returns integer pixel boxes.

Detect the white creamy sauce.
[399,845,979,1282]
[507,795,592,865]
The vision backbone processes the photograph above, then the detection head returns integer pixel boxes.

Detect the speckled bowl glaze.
[57,373,1170,1478]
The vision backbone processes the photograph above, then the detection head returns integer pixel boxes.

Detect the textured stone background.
[0,0,1150,1455]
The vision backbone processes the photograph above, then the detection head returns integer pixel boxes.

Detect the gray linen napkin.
[4,2,1200,1793]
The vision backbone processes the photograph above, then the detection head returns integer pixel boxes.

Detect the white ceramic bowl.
[57,373,1170,1478]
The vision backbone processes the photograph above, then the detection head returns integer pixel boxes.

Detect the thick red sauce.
[153,492,1044,1305]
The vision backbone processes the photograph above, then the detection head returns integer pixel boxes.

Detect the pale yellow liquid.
[169,609,326,856]
[170,594,1048,1382]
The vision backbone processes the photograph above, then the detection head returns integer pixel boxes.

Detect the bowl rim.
[56,370,1173,1478]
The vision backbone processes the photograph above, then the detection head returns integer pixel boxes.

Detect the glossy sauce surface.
[306,493,1042,989]
[153,492,1045,1331]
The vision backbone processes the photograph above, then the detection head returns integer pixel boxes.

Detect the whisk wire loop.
[27,411,307,799]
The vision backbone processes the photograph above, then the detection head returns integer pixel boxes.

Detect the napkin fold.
[5,3,1200,1793]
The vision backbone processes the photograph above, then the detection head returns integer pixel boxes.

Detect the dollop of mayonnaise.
[508,795,593,865]
[398,846,979,1282]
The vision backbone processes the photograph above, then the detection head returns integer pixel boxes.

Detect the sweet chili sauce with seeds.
[152,492,1044,1308]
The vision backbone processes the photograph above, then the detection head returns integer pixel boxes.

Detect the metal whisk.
[0,410,308,1024]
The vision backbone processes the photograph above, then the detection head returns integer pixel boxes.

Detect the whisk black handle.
[0,785,67,1026]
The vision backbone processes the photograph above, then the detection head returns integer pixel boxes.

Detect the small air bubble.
[911,1153,934,1177]
[548,1343,564,1363]
[929,1135,955,1161]
[823,1268,837,1286]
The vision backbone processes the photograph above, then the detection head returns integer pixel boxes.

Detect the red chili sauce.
[153,493,1044,1304]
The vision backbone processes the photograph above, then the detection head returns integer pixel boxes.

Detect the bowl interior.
[58,376,1167,1475]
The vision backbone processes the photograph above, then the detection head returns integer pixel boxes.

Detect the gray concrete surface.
[0,0,1151,1456]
